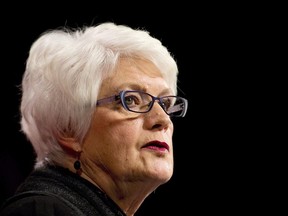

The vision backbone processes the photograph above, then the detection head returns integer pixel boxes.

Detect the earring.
[73,149,82,173]
[74,159,81,170]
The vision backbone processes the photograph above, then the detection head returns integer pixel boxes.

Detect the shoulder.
[0,193,77,216]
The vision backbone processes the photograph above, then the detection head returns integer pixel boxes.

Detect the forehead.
[116,57,162,77]
[100,58,168,94]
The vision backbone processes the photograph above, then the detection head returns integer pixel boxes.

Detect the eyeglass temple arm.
[168,100,188,117]
[96,95,119,106]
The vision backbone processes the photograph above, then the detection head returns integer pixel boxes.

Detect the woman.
[0,22,188,216]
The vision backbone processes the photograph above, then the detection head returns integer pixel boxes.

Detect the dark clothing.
[0,165,126,216]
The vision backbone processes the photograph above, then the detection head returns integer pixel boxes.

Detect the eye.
[161,97,172,110]
[124,94,141,108]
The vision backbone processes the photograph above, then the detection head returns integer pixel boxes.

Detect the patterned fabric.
[0,165,126,216]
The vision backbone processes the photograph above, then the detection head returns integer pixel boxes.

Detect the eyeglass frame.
[96,90,188,117]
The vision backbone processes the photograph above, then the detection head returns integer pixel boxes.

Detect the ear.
[58,135,82,153]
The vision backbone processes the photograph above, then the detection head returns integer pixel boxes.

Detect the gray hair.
[20,22,178,168]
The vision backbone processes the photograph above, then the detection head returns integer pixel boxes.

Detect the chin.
[151,169,173,183]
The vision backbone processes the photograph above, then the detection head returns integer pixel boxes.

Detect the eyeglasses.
[96,90,188,117]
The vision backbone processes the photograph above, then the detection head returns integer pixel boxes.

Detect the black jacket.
[0,165,126,216]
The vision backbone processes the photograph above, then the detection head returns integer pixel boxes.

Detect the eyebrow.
[114,83,143,92]
[115,83,173,96]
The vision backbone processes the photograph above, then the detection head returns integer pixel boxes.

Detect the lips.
[142,141,169,152]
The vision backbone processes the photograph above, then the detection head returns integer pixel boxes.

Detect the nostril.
[152,123,162,130]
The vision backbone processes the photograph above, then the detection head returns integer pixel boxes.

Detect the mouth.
[142,140,169,152]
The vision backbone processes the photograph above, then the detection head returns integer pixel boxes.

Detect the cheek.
[107,121,140,146]
[85,120,141,168]
[91,112,141,150]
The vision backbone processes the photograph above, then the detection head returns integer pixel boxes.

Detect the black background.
[0,3,271,215]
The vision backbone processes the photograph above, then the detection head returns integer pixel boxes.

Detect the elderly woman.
[0,22,188,216]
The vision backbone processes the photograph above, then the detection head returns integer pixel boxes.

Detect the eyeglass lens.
[122,91,187,117]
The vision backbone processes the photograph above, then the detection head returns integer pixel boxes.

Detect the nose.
[145,101,172,130]
[156,101,168,114]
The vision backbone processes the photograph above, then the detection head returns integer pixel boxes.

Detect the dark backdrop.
[1,4,264,215]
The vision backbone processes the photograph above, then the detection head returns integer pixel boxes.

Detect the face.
[82,57,174,185]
